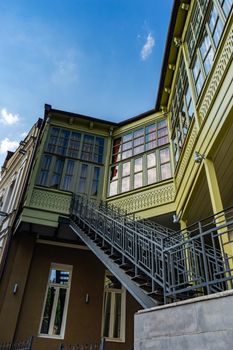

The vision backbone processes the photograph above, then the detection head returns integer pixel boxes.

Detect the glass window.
[134,173,142,189]
[109,180,118,197]
[62,160,75,191]
[121,177,130,193]
[67,132,81,158]
[160,147,171,180]
[161,163,172,180]
[134,158,142,172]
[208,4,224,47]
[147,153,156,167]
[40,264,72,338]
[200,32,214,75]
[219,0,233,17]
[102,273,125,342]
[91,167,100,196]
[192,56,204,95]
[38,155,52,186]
[147,168,157,185]
[78,164,88,193]
[109,118,171,196]
[122,162,130,176]
[51,158,64,189]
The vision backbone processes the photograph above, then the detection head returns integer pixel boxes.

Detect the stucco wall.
[7,240,139,350]
[135,290,233,350]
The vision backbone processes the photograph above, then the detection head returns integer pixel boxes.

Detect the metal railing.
[0,337,33,350]
[70,195,233,303]
[59,337,105,350]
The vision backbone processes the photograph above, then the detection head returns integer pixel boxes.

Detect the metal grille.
[0,337,33,350]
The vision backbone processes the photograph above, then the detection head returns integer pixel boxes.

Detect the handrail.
[70,194,233,304]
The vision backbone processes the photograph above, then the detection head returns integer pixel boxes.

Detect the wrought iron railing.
[0,337,33,350]
[70,195,233,304]
[59,337,105,350]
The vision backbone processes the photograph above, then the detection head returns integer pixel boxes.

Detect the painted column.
[204,157,233,258]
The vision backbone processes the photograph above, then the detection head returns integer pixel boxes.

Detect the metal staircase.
[69,195,233,308]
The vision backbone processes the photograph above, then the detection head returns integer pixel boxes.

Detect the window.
[0,235,6,264]
[91,167,101,196]
[102,272,126,342]
[39,264,72,338]
[187,1,226,98]
[109,119,171,196]
[37,127,105,195]
[219,0,233,17]
[170,54,194,164]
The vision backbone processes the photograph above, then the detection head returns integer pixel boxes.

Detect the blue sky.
[0,0,173,166]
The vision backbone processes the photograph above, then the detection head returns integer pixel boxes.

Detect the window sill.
[105,338,125,343]
[38,334,64,340]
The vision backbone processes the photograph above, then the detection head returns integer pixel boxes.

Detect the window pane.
[109,180,118,196]
[134,145,144,155]
[47,128,59,153]
[146,141,157,150]
[158,119,167,129]
[93,137,104,163]
[63,160,75,191]
[110,165,118,181]
[160,148,170,163]
[147,168,156,184]
[41,286,55,334]
[91,167,100,196]
[50,269,70,284]
[134,158,142,172]
[81,135,94,161]
[147,153,156,167]
[78,164,88,193]
[38,155,52,186]
[122,150,132,159]
[53,288,66,335]
[51,159,64,188]
[121,177,130,192]
[158,136,168,146]
[113,293,122,338]
[133,137,144,147]
[134,173,142,189]
[161,163,171,180]
[122,141,132,151]
[103,293,111,337]
[146,124,156,134]
[134,128,144,138]
[67,132,81,158]
[122,162,130,176]
[122,133,132,142]
[112,138,122,163]
[221,0,233,16]
[57,130,70,156]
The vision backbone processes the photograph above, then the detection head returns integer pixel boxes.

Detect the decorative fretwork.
[199,26,233,120]
[107,181,175,214]
[176,125,198,188]
[30,188,71,214]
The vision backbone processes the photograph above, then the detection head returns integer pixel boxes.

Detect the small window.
[102,273,126,342]
[39,264,72,338]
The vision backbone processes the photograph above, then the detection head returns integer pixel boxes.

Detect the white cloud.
[0,108,19,125]
[0,138,19,154]
[140,33,155,61]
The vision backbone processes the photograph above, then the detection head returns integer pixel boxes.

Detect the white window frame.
[38,263,72,339]
[101,272,126,343]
